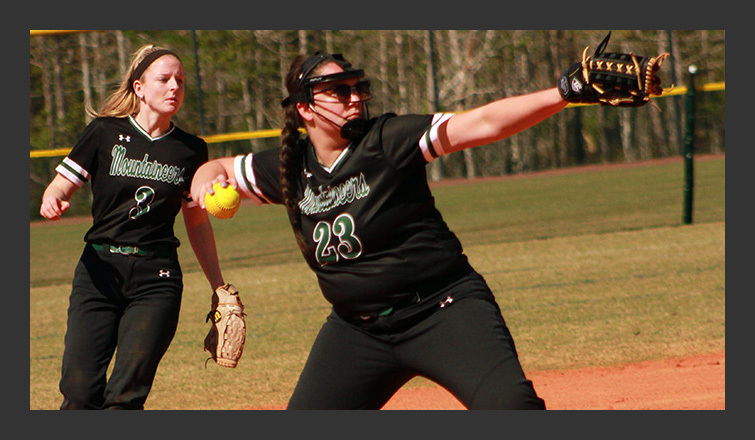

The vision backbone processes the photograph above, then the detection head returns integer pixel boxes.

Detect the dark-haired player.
[191,51,567,409]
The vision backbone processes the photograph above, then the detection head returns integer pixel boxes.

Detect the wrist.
[558,62,597,104]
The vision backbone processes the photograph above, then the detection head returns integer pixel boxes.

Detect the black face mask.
[281,53,366,108]
[340,118,372,142]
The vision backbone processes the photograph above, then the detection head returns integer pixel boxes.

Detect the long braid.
[280,55,311,254]
[279,104,308,253]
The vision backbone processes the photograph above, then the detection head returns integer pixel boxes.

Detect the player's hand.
[191,175,237,210]
[39,174,77,220]
[190,158,239,210]
[39,195,70,220]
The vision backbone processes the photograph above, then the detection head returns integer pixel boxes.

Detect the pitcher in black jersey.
[192,52,568,409]
[40,45,227,409]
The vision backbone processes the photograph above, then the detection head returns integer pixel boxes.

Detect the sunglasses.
[313,80,372,103]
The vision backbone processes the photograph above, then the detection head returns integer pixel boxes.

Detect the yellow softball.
[204,183,240,219]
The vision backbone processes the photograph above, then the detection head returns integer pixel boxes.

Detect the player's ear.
[133,80,144,100]
[297,102,315,122]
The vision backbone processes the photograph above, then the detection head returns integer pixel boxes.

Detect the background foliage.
[29,30,725,220]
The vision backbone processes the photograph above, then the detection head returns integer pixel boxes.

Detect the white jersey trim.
[419,112,455,163]
[233,154,270,205]
[56,157,90,188]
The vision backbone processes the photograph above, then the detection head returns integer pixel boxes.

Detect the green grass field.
[29,156,725,410]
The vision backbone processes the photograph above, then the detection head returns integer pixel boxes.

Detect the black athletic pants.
[59,244,182,410]
[287,271,545,410]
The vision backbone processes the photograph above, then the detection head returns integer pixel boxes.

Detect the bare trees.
[30,30,725,180]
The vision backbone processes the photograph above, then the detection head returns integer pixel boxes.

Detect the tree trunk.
[252,31,267,152]
[446,30,476,178]
[598,106,611,162]
[394,31,408,115]
[324,30,334,54]
[298,30,308,54]
[241,77,254,150]
[277,31,288,99]
[78,33,92,124]
[52,38,66,138]
[665,30,684,156]
[619,108,635,162]
[425,30,443,181]
[378,31,389,115]
[37,38,56,149]
[116,30,127,73]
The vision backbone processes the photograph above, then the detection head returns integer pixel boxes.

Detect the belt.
[91,243,175,258]
[361,292,421,320]
[353,263,474,321]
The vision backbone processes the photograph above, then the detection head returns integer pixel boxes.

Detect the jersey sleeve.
[55,119,102,187]
[379,112,455,169]
[418,112,455,163]
[233,148,283,205]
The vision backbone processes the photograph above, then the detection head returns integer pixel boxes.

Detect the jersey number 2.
[313,213,363,265]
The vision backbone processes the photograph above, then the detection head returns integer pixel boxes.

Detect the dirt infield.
[250,351,724,410]
[381,351,725,410]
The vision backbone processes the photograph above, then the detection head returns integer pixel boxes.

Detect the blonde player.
[40,45,226,410]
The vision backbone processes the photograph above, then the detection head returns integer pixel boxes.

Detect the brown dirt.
[250,351,724,410]
[381,351,725,410]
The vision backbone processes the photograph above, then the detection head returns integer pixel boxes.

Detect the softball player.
[191,52,567,409]
[40,45,226,410]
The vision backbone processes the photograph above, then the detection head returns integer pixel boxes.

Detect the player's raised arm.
[442,88,567,154]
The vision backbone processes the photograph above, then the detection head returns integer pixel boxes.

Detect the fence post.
[682,65,697,225]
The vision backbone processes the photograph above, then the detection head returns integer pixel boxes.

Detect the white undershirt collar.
[128,115,175,141]
[315,144,351,174]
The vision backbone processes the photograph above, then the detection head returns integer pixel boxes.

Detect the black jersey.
[56,116,208,248]
[234,113,470,314]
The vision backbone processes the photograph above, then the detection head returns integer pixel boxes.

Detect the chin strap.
[308,103,372,142]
